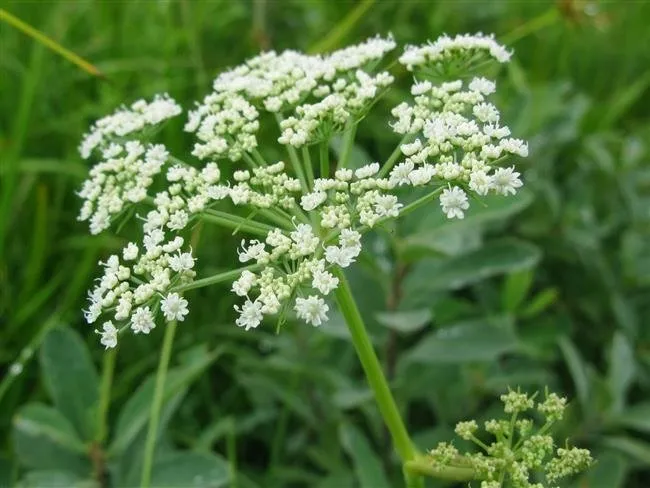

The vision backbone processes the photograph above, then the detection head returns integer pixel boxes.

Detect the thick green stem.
[95,347,117,443]
[140,320,178,488]
[338,120,357,169]
[404,457,477,481]
[332,269,416,463]
[319,141,329,178]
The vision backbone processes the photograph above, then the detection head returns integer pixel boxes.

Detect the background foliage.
[1,1,649,487]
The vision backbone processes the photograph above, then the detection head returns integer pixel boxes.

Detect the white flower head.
[130,306,156,334]
[235,299,263,330]
[439,186,470,219]
[96,321,118,349]
[491,166,523,195]
[161,292,189,321]
[294,296,329,326]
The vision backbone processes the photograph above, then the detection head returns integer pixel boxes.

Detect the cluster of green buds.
[407,389,592,487]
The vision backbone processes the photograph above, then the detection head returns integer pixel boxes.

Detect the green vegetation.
[1,1,649,487]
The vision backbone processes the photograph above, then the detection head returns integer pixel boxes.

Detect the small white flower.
[469,170,492,196]
[169,252,195,272]
[468,77,496,95]
[374,194,402,218]
[439,186,469,219]
[123,242,139,261]
[389,161,415,186]
[235,299,263,330]
[232,270,257,296]
[96,321,118,349]
[294,296,329,326]
[161,293,189,321]
[131,306,156,334]
[325,245,357,267]
[300,191,327,211]
[355,163,380,179]
[491,166,523,195]
[312,269,339,294]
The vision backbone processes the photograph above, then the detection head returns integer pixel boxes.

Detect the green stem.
[172,265,261,293]
[140,320,178,488]
[332,269,416,463]
[301,146,314,189]
[201,209,274,236]
[319,141,329,178]
[287,144,309,192]
[378,134,413,178]
[404,457,477,481]
[95,347,117,443]
[274,113,309,192]
[257,208,294,229]
[338,120,358,169]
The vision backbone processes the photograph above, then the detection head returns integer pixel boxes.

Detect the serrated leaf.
[39,327,99,440]
[405,316,518,364]
[375,309,431,333]
[149,451,230,488]
[339,422,390,488]
[12,404,90,475]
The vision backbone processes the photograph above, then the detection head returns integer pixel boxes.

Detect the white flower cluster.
[79,93,181,159]
[77,142,169,234]
[85,237,195,349]
[390,55,527,218]
[230,160,410,329]
[185,35,396,156]
[399,32,511,71]
[79,33,528,345]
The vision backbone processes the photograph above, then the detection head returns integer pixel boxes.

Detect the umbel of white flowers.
[77,33,528,349]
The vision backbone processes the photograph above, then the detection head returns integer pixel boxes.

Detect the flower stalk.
[140,319,178,488]
[332,268,419,482]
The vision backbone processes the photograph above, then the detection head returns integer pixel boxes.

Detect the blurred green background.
[1,1,649,487]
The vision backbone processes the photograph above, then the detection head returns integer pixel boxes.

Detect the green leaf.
[109,347,222,455]
[610,402,650,434]
[13,403,86,453]
[405,316,519,364]
[600,436,650,465]
[39,327,99,440]
[0,456,13,487]
[520,288,558,318]
[402,240,541,308]
[15,471,98,488]
[375,309,431,333]
[577,451,627,488]
[501,269,534,313]
[607,332,636,414]
[558,336,590,413]
[12,404,90,475]
[403,188,534,239]
[339,422,390,488]
[149,451,230,488]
